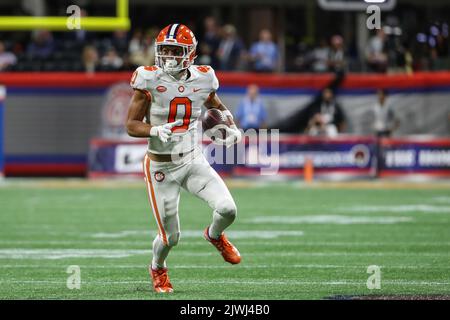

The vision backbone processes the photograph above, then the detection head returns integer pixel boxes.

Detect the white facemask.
[155,42,197,75]
[163,59,180,74]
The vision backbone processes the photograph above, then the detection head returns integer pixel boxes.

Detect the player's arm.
[126,89,152,137]
[126,89,182,142]
[204,91,236,126]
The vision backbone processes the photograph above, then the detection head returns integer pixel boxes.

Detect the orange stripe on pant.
[143,154,168,245]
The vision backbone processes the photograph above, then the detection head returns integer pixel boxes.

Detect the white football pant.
[142,148,237,268]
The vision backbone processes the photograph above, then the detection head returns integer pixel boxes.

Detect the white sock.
[209,210,235,239]
[151,235,171,270]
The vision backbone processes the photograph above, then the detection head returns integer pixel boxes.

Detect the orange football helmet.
[155,24,197,74]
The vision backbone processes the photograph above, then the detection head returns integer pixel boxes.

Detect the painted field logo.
[101,82,134,137]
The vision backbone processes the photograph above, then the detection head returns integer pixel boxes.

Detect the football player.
[126,23,242,293]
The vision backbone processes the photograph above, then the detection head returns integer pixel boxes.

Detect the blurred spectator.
[120,53,134,71]
[305,113,337,137]
[435,34,449,57]
[217,24,245,71]
[2,14,448,73]
[101,47,123,70]
[249,29,279,72]
[328,35,346,73]
[203,16,221,69]
[304,88,346,135]
[82,45,99,73]
[311,39,330,73]
[129,28,157,67]
[111,30,129,55]
[27,30,54,59]
[430,34,450,70]
[235,84,268,131]
[366,29,388,73]
[197,43,212,65]
[129,28,143,54]
[371,89,400,137]
[0,41,17,71]
[404,46,414,74]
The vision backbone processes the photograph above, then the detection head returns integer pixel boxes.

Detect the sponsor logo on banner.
[379,138,450,177]
[351,144,371,168]
[114,145,147,173]
[101,82,134,138]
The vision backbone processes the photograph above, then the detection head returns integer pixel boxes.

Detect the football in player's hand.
[202,109,229,140]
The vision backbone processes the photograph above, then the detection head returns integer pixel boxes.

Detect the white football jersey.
[130,65,219,154]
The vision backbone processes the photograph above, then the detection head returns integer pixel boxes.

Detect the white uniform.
[131,65,237,247]
[131,64,218,155]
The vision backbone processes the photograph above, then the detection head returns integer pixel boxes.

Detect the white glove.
[150,120,183,143]
[213,124,242,148]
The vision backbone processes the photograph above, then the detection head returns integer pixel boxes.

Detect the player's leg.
[183,153,237,237]
[182,152,240,264]
[143,154,181,292]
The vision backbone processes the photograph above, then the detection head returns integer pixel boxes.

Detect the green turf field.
[0,180,449,299]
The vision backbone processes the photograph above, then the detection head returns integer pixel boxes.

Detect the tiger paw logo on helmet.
[155,24,197,75]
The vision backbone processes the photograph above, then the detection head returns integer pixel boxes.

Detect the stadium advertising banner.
[88,136,378,180]
[89,135,450,179]
[233,135,377,179]
[379,137,450,178]
[2,72,450,177]
[88,139,147,178]
[0,85,5,177]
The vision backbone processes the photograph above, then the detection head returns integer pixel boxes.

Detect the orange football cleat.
[150,267,173,293]
[204,227,241,264]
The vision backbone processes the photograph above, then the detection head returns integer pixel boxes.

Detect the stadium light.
[0,0,130,31]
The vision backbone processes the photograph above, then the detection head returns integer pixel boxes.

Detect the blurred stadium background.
[0,0,449,300]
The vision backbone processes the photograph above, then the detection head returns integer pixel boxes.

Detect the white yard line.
[0,279,449,286]
[0,249,151,259]
[1,240,450,247]
[431,196,450,204]
[0,248,448,259]
[1,264,450,270]
[244,215,414,224]
[344,205,450,214]
[90,230,305,239]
